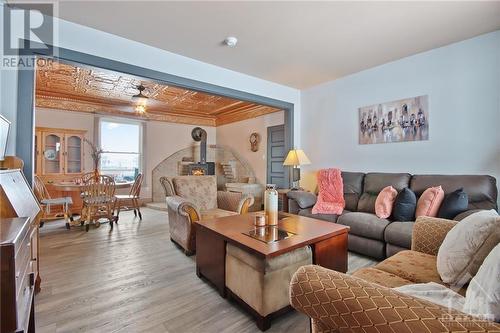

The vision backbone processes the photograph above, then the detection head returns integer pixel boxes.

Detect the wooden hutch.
[35,127,87,214]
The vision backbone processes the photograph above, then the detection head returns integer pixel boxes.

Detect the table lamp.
[283,149,311,190]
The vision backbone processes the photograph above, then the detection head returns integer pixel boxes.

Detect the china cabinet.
[35,127,86,177]
[35,127,86,215]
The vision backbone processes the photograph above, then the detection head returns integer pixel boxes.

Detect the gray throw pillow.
[286,191,317,209]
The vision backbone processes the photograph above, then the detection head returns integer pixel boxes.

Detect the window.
[99,119,143,182]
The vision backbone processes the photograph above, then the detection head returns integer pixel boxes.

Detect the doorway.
[15,42,295,187]
[266,124,286,188]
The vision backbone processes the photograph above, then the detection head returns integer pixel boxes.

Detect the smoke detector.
[224,36,238,47]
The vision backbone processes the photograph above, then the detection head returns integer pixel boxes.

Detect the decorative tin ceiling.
[35,59,281,126]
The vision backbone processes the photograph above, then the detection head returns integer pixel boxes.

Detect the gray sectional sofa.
[287,172,498,260]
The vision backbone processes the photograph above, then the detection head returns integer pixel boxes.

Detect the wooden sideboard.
[0,169,42,333]
[1,218,37,333]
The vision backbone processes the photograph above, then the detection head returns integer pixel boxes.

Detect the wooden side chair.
[78,171,95,184]
[81,175,115,232]
[114,173,144,222]
[33,175,73,229]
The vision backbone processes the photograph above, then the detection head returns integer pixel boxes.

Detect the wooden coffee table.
[195,212,349,298]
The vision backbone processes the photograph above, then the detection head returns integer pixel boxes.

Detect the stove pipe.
[191,127,207,164]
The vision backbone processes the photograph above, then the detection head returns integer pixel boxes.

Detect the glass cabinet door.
[42,133,63,174]
[65,134,83,174]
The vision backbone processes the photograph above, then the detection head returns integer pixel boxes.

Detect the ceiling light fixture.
[132,84,148,113]
[224,36,238,48]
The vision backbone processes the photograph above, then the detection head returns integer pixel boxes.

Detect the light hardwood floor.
[36,208,377,333]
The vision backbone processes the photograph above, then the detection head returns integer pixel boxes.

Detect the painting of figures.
[359,95,429,144]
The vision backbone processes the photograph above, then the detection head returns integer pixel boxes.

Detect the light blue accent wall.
[301,31,500,204]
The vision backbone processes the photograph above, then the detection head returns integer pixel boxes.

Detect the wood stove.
[188,162,215,176]
[188,127,215,175]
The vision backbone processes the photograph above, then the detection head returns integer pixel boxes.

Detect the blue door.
[266,125,286,189]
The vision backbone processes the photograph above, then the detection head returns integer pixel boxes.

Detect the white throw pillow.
[463,243,500,322]
[394,282,465,312]
[437,209,500,285]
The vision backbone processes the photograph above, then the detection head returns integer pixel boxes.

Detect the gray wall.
[300,31,500,204]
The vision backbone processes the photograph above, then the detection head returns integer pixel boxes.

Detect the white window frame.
[96,117,145,182]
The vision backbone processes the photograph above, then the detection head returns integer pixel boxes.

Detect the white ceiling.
[43,1,500,89]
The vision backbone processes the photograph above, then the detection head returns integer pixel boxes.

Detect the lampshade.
[283,149,311,166]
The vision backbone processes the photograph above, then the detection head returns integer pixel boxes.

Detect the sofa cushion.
[392,188,417,221]
[375,250,444,285]
[411,216,457,256]
[410,174,498,211]
[348,234,386,260]
[352,267,413,288]
[386,244,408,258]
[298,208,347,223]
[437,188,468,219]
[172,176,217,210]
[437,209,500,285]
[286,190,317,209]
[384,221,414,249]
[341,171,365,211]
[337,212,390,240]
[357,173,411,213]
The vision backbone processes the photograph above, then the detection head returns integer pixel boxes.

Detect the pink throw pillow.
[416,186,445,217]
[375,186,398,219]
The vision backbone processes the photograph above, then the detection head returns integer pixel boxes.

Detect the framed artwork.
[359,95,429,144]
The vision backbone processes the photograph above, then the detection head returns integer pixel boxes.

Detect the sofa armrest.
[288,198,300,214]
[166,195,200,222]
[290,265,500,332]
[411,216,457,256]
[286,190,317,210]
[217,191,254,214]
[453,209,484,221]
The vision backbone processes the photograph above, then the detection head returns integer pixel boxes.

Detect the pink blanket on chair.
[312,168,345,215]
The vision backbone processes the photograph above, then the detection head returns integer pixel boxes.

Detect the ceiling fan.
[132,84,149,113]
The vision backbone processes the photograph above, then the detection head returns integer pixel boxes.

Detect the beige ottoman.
[225,243,312,331]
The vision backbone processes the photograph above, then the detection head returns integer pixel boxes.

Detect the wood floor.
[36,208,378,333]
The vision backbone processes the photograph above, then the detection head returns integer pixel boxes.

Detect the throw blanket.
[312,168,345,215]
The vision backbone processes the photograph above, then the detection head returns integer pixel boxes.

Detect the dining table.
[47,180,134,216]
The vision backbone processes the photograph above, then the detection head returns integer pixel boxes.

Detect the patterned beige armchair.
[161,176,254,255]
[289,216,500,332]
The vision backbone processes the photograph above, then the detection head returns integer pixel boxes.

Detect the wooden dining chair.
[81,175,116,232]
[78,171,95,184]
[33,175,73,229]
[114,173,144,222]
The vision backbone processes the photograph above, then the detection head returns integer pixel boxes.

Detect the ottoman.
[225,243,312,330]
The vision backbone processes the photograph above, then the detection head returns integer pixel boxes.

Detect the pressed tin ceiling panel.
[35,60,281,126]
